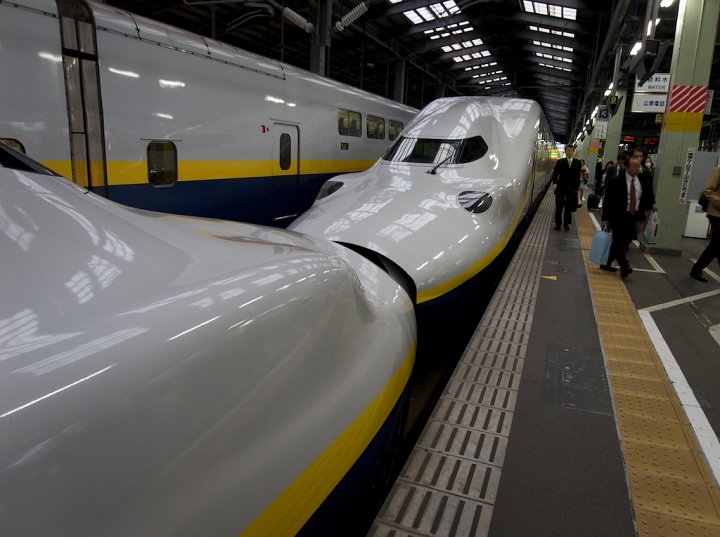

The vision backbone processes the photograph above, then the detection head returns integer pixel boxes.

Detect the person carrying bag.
[690,165,720,282]
[589,227,613,265]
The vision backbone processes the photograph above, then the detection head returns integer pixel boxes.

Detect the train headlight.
[317,180,344,200]
[458,191,493,214]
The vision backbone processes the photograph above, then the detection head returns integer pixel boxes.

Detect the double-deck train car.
[0,0,416,226]
[0,142,415,536]
[290,97,556,308]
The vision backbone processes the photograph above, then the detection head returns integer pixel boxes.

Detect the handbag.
[699,192,709,212]
[643,211,660,244]
[589,229,612,265]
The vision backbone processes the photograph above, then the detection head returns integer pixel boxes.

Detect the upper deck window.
[338,109,362,137]
[366,115,385,139]
[388,120,404,141]
[382,135,488,164]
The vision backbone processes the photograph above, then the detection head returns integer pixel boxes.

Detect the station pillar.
[650,0,719,254]
[604,90,627,165]
[585,122,600,186]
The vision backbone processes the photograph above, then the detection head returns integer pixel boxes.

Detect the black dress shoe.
[600,264,618,272]
[554,225,561,230]
[690,271,708,282]
[563,225,570,231]
[621,267,633,278]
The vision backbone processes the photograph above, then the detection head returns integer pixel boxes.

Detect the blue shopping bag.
[589,229,612,265]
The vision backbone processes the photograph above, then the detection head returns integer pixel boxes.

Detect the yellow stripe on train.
[417,186,531,304]
[42,159,377,186]
[240,343,416,537]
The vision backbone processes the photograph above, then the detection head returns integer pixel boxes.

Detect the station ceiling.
[103,0,713,145]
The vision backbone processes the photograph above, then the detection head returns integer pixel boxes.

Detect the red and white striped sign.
[668,84,708,113]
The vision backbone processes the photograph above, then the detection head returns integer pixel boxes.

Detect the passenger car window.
[147,141,178,186]
[279,133,291,170]
[338,109,362,137]
[0,141,58,175]
[388,120,404,141]
[366,115,385,139]
[0,138,26,154]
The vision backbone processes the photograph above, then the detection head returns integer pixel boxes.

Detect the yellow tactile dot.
[624,440,707,481]
[602,346,656,364]
[607,357,661,380]
[598,320,645,334]
[629,472,720,524]
[594,297,635,310]
[611,376,675,400]
[601,335,654,353]
[614,392,684,421]
[636,508,720,537]
[617,415,693,449]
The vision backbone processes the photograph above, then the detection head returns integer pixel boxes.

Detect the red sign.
[668,85,708,113]
[643,136,659,147]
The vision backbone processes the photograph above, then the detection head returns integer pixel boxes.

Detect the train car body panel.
[0,145,415,535]
[290,97,555,304]
[0,0,416,226]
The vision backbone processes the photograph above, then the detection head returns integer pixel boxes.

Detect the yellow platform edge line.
[574,207,720,531]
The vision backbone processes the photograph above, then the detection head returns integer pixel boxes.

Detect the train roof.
[402,97,543,140]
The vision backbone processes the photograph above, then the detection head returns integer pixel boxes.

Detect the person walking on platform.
[601,155,657,278]
[551,145,582,231]
[690,166,720,282]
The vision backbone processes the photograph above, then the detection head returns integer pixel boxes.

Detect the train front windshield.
[382,135,488,165]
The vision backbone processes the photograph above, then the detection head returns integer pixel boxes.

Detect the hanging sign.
[635,73,671,93]
[679,147,695,204]
[632,94,667,113]
[594,120,608,139]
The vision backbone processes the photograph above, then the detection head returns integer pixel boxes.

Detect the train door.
[271,123,300,222]
[57,1,109,197]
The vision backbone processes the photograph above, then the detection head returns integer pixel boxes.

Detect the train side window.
[338,109,362,137]
[147,141,178,187]
[367,115,385,139]
[1,138,26,154]
[279,133,291,170]
[389,120,404,141]
[458,136,489,163]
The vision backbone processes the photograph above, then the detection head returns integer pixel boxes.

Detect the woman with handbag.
[690,166,720,282]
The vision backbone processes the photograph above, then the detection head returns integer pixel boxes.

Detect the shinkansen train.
[0,141,416,536]
[290,97,556,308]
[0,0,417,226]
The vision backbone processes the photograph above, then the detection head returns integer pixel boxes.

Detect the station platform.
[369,189,720,537]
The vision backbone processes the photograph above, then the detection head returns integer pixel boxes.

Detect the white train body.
[290,97,555,304]
[0,144,415,535]
[0,0,416,226]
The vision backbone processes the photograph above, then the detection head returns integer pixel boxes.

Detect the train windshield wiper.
[428,152,454,174]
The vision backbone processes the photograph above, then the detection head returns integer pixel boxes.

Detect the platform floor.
[369,189,720,537]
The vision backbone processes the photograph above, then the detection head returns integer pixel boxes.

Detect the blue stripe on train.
[104,173,336,227]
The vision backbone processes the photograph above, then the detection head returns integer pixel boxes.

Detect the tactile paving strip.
[370,193,555,537]
[574,207,720,535]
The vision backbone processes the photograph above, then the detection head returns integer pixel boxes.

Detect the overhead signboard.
[632,94,667,113]
[635,73,671,93]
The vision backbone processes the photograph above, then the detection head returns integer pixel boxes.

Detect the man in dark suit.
[601,155,658,278]
[551,145,582,230]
